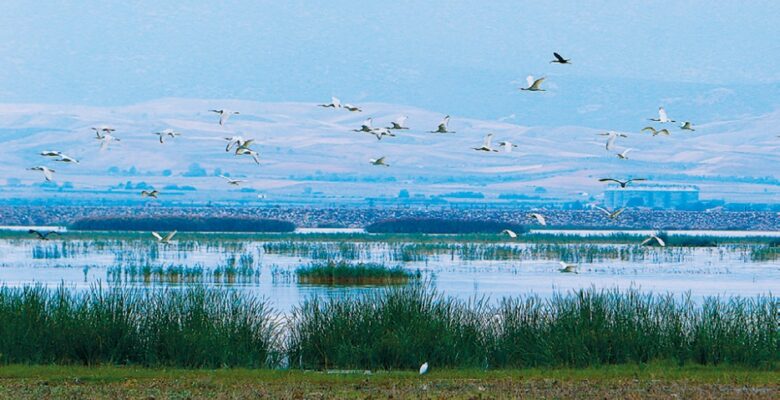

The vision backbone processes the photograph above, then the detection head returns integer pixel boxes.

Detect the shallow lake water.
[0,234,777,312]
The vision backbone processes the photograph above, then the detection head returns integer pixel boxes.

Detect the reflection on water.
[0,236,777,312]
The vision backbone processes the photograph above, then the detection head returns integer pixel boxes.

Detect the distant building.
[604,185,699,209]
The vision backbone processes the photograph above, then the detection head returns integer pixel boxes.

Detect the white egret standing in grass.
[419,362,429,375]
[28,166,55,181]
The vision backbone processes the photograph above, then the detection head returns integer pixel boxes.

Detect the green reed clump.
[289,285,779,370]
[0,285,279,368]
[287,283,489,370]
[295,261,420,286]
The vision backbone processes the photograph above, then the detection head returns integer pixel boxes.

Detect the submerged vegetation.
[295,261,420,285]
[2,285,770,370]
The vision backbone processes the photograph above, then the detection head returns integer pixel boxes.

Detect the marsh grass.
[295,261,420,286]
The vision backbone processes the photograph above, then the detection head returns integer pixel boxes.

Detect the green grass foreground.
[0,363,777,399]
[296,261,420,285]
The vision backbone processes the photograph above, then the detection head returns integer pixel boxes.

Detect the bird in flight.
[53,154,79,164]
[40,150,62,157]
[318,97,342,109]
[680,121,695,131]
[649,107,675,123]
[387,116,409,130]
[500,229,518,238]
[353,118,374,133]
[91,125,115,139]
[641,127,670,136]
[598,131,628,151]
[220,175,246,186]
[224,136,252,152]
[498,141,518,152]
[28,229,60,240]
[98,134,121,150]
[369,157,389,167]
[429,115,454,133]
[598,178,646,188]
[235,144,261,165]
[473,134,499,152]
[371,128,395,140]
[558,261,578,273]
[343,104,362,112]
[595,206,627,220]
[152,231,177,244]
[528,213,547,226]
[28,166,55,181]
[641,233,666,247]
[155,129,181,143]
[209,109,240,126]
[520,76,546,91]
[550,52,571,64]
[616,148,633,160]
[141,190,159,199]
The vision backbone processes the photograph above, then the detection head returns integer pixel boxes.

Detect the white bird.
[54,154,79,164]
[387,116,409,130]
[154,129,181,143]
[649,107,675,123]
[152,230,177,244]
[224,136,253,152]
[141,190,159,198]
[473,134,499,152]
[91,125,115,139]
[528,213,547,226]
[98,134,120,150]
[595,206,627,220]
[353,118,374,133]
[500,229,518,238]
[235,145,260,164]
[318,97,342,109]
[598,132,628,151]
[520,76,546,91]
[680,121,695,131]
[371,128,395,140]
[419,362,429,375]
[616,148,633,160]
[220,175,246,186]
[40,151,62,157]
[343,104,362,112]
[369,156,389,167]
[497,141,518,152]
[28,166,55,181]
[429,115,454,133]
[209,109,240,126]
[641,127,670,136]
[641,234,666,247]
[558,261,578,274]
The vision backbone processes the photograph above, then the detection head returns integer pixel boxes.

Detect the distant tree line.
[365,218,528,234]
[70,216,296,232]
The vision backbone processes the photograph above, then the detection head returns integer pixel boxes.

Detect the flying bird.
[371,128,395,140]
[353,118,374,133]
[98,134,121,150]
[680,121,695,131]
[40,151,62,157]
[500,229,518,238]
[473,134,499,152]
[598,132,628,150]
[53,154,79,164]
[28,229,60,240]
[28,166,55,181]
[318,97,342,109]
[649,107,675,123]
[91,126,115,139]
[220,175,246,186]
[641,234,666,247]
[550,52,571,64]
[369,157,389,167]
[152,231,177,244]
[558,262,578,274]
[154,129,181,143]
[498,141,518,152]
[598,178,646,188]
[528,213,547,226]
[224,136,252,152]
[419,362,429,375]
[641,127,671,136]
[387,116,409,130]
[209,109,240,126]
[236,145,260,164]
[141,190,159,199]
[595,206,627,220]
[520,76,546,91]
[343,104,362,112]
[429,115,454,133]
[616,148,633,159]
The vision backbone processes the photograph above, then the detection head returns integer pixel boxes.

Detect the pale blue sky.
[1,1,779,127]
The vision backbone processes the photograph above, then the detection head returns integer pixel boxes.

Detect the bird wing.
[219,113,228,126]
[641,127,655,133]
[28,229,44,239]
[622,148,633,156]
[606,135,616,150]
[164,231,177,242]
[442,116,450,128]
[530,77,545,90]
[554,52,565,62]
[640,237,653,246]
[395,116,407,127]
[42,168,53,181]
[331,97,341,107]
[658,129,670,135]
[611,208,626,218]
[151,232,163,241]
[526,75,534,87]
[658,107,668,122]
[598,178,619,184]
[594,206,611,216]
[655,236,666,247]
[251,152,260,164]
[483,134,493,148]
[363,118,373,129]
[559,261,568,269]
[376,157,386,164]
[628,178,647,183]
